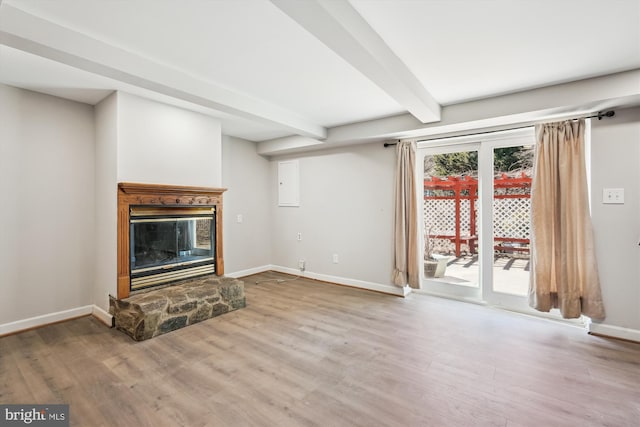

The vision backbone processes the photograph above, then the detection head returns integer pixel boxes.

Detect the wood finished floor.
[1,271,639,426]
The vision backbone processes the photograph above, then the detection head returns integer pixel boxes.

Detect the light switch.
[602,188,624,204]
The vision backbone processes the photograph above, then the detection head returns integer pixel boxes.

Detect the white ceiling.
[1,0,639,143]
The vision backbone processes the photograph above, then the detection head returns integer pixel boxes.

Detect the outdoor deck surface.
[433,255,530,296]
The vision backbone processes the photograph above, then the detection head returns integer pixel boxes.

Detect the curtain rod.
[383,110,615,147]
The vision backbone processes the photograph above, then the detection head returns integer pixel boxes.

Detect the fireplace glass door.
[129,207,215,290]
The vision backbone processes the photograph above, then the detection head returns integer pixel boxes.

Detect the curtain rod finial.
[597,110,615,120]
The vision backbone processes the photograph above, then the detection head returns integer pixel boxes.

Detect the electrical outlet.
[236,214,243,223]
[602,188,624,204]
[332,254,339,264]
[298,259,305,271]
[297,232,302,241]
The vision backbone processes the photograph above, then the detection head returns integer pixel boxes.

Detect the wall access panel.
[278,160,300,206]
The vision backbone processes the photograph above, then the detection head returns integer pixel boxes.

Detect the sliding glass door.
[418,130,535,311]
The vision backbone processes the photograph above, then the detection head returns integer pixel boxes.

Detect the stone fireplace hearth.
[110,182,244,340]
[110,275,245,341]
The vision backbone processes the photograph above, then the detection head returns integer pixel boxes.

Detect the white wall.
[0,84,95,324]
[270,143,397,290]
[116,92,222,187]
[590,107,640,335]
[221,135,272,274]
[93,92,118,311]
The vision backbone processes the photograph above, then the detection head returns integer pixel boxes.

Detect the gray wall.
[0,84,95,324]
[93,92,118,311]
[266,110,640,335]
[116,92,222,187]
[1,83,639,339]
[222,135,272,274]
[591,107,640,332]
[270,143,396,287]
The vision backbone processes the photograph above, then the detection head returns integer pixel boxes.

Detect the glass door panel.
[479,136,536,310]
[421,145,480,299]
[491,144,534,296]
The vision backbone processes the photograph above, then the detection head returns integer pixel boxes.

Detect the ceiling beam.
[0,4,327,139]
[256,135,326,156]
[271,0,441,124]
[257,70,640,156]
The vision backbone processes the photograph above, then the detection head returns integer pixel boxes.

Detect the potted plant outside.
[424,226,449,278]
[424,226,439,278]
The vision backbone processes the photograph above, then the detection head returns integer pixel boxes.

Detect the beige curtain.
[392,141,420,288]
[529,119,605,319]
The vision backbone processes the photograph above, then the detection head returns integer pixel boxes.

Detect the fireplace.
[129,206,215,291]
[117,183,225,299]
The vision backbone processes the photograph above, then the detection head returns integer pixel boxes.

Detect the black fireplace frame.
[128,205,216,292]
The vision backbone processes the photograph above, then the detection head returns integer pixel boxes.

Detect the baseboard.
[226,265,273,278]
[92,304,114,327]
[588,322,640,343]
[270,265,408,297]
[0,305,93,337]
[412,288,487,305]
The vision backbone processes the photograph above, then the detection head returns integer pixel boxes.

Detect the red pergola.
[424,173,531,257]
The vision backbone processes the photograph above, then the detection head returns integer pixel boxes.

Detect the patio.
[430,254,530,296]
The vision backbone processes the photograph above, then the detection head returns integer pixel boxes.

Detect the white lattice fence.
[493,198,530,239]
[424,199,476,254]
[424,196,530,254]
[423,199,472,235]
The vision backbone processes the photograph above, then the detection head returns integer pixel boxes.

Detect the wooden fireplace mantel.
[117,182,227,299]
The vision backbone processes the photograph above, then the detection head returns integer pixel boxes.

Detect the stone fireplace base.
[109,276,245,341]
